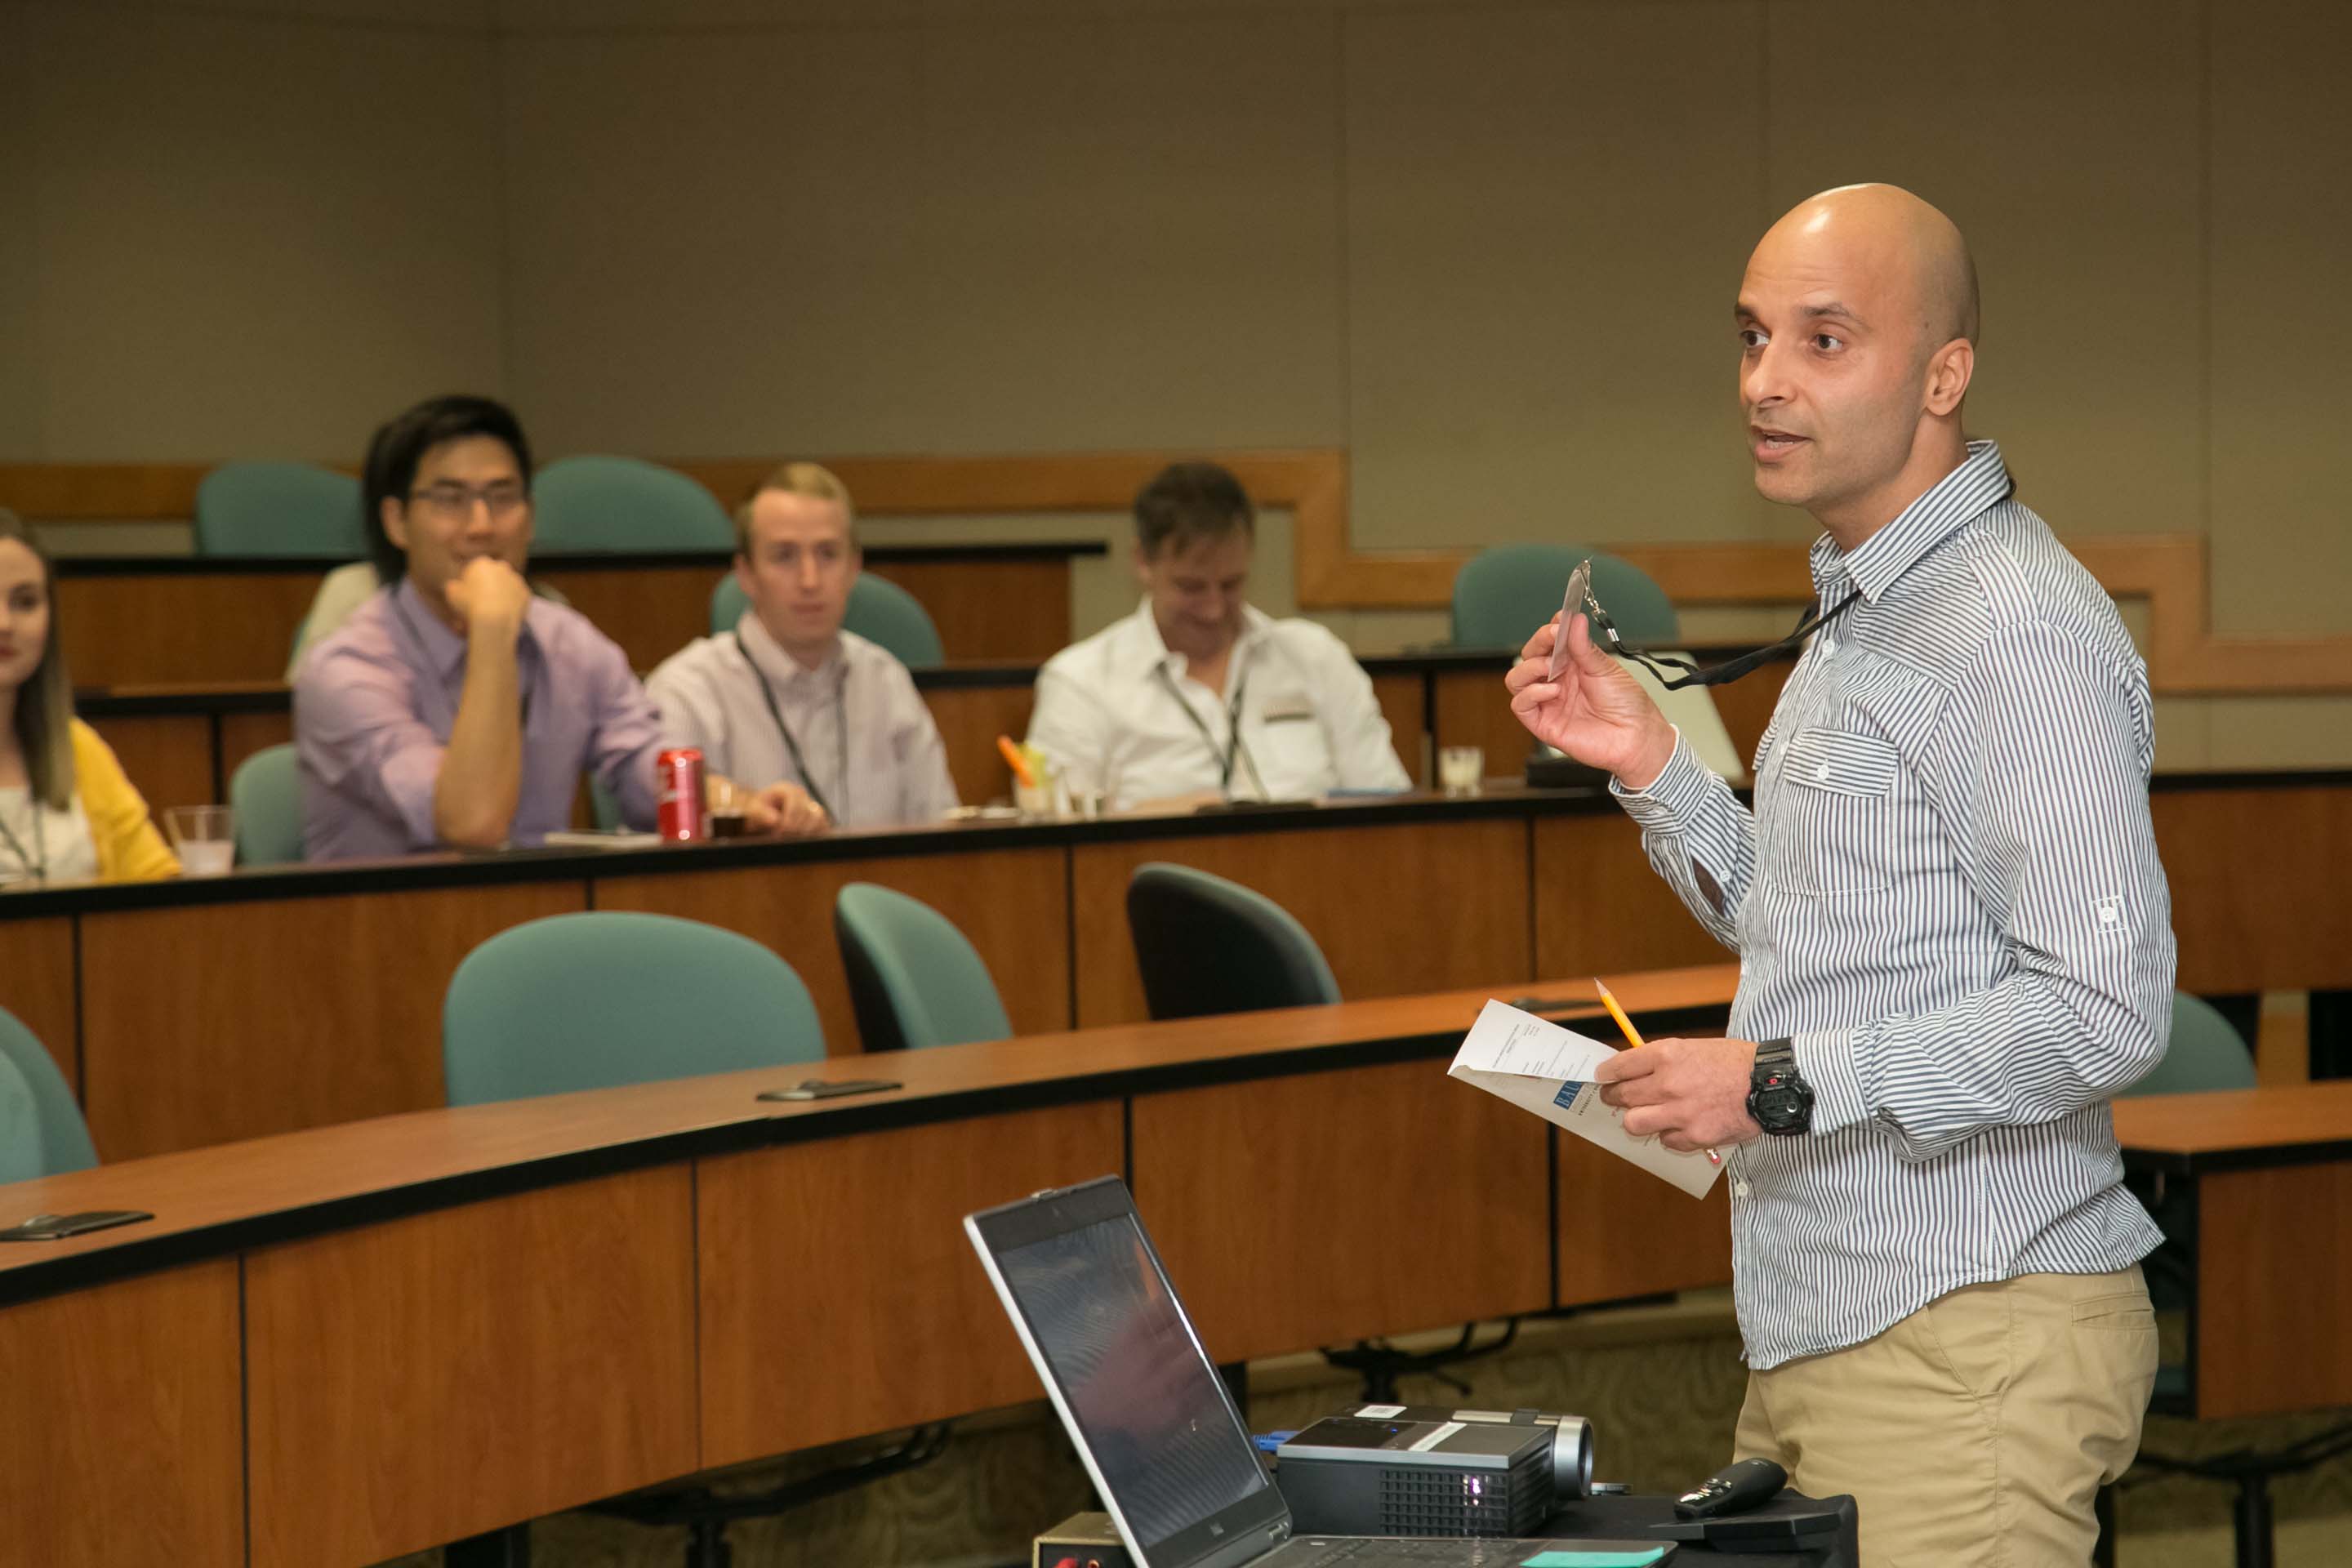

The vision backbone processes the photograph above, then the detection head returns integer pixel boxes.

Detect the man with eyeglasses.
[1508,185,2172,1562]
[296,394,814,860]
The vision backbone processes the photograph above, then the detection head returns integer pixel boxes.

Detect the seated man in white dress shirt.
[1026,461,1409,812]
[646,462,958,830]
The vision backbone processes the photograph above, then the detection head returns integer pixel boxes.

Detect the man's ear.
[733,552,755,596]
[380,496,410,552]
[1924,336,1975,418]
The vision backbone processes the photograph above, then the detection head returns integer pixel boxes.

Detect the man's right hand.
[1504,612,1677,789]
[444,557,532,635]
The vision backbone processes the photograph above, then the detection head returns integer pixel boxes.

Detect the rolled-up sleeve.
[295,644,445,850]
[584,644,667,831]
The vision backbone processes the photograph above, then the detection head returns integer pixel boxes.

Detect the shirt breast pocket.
[1249,694,1331,792]
[1768,728,1904,895]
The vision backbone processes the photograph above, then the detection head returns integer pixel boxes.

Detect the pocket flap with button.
[1782,728,1900,796]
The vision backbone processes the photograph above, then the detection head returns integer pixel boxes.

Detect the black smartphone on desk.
[1,1209,153,1241]
[757,1079,902,1102]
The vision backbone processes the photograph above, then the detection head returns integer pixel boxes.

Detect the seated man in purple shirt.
[295,395,822,861]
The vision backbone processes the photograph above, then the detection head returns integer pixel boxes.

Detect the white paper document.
[1448,1000,1722,1198]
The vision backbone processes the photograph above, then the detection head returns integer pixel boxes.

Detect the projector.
[1274,1406,1593,1539]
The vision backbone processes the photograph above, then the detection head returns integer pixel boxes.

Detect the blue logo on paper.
[1552,1080,1588,1111]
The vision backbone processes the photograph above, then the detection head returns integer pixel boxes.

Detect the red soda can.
[657,748,706,841]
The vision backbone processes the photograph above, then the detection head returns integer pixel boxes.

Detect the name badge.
[1261,693,1315,724]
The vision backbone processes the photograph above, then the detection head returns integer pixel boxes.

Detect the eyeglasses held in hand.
[1565,557,1860,690]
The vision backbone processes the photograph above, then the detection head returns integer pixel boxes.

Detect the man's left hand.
[1592,1036,1766,1152]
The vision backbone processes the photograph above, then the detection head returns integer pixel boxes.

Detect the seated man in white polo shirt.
[646,462,958,830]
[1027,461,1409,812]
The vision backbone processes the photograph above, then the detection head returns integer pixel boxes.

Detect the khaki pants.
[1733,1267,2158,1567]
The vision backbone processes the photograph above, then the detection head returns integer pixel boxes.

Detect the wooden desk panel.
[1556,1135,1734,1306]
[866,558,1070,664]
[594,844,1071,1054]
[1372,671,1428,786]
[927,683,1036,804]
[2154,786,2352,994]
[56,572,322,687]
[1707,660,1791,770]
[220,708,295,786]
[2194,1160,2352,1419]
[533,563,719,675]
[1432,666,1530,782]
[78,881,586,1160]
[1069,817,1534,1027]
[1131,1059,1550,1363]
[697,1101,1122,1463]
[0,1260,243,1568]
[1532,815,1734,979]
[3,915,80,1097]
[96,711,217,817]
[244,1165,698,1567]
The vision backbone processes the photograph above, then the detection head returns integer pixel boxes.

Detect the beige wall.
[3,0,2347,760]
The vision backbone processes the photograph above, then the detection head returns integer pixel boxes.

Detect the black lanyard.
[1154,651,1253,791]
[734,634,847,821]
[0,794,47,884]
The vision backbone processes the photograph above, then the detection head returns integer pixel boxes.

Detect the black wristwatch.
[1747,1039,1815,1136]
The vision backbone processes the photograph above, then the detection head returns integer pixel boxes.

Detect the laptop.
[965,1175,1662,1568]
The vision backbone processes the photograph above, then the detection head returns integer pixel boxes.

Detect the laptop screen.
[978,1182,1277,1559]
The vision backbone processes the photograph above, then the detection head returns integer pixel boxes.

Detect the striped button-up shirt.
[1613,439,2172,1370]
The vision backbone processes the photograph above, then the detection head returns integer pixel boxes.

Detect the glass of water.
[1437,746,1486,798]
[166,805,237,876]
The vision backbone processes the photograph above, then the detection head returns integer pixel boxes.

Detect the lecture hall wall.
[1,0,2345,766]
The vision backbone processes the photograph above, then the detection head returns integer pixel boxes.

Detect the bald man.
[1509,185,2170,1563]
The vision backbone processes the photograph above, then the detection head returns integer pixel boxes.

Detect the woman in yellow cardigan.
[0,510,178,885]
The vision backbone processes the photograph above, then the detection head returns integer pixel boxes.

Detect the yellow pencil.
[1592,978,1722,1167]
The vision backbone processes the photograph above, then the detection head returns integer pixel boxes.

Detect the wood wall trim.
[7,456,2346,694]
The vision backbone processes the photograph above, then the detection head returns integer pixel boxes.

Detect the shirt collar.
[1123,597,1272,681]
[735,610,843,693]
[1810,439,2011,604]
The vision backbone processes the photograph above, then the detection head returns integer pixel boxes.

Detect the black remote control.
[1674,1457,1788,1520]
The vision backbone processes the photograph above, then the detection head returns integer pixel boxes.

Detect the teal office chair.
[531,455,733,554]
[1450,543,1677,650]
[194,463,367,559]
[442,912,822,1105]
[0,1051,40,1187]
[0,1004,98,1175]
[833,884,1012,1052]
[708,570,946,668]
[1125,863,1340,1022]
[229,745,305,866]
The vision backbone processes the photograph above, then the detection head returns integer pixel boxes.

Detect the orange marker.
[1594,977,1724,1167]
[997,734,1037,789]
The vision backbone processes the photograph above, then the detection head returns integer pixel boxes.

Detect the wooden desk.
[2115,1081,2352,1421]
[51,542,1101,686]
[0,965,1740,1568]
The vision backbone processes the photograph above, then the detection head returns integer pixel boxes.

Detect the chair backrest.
[845,574,944,667]
[708,571,946,668]
[194,463,366,559]
[1450,543,1677,649]
[1125,862,1340,1022]
[230,744,305,866]
[531,455,733,554]
[2126,992,2260,1098]
[443,912,823,1105]
[0,1004,97,1175]
[834,884,1012,1052]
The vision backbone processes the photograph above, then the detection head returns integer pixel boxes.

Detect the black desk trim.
[0,791,1619,918]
